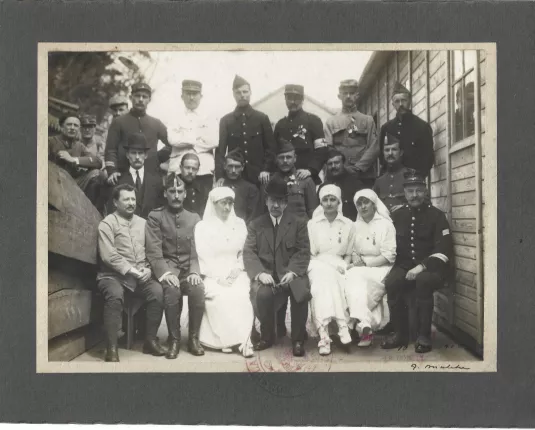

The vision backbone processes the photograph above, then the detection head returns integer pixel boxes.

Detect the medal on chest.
[292,124,307,141]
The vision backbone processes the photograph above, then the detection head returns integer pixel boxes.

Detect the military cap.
[393,81,411,96]
[233,75,250,90]
[403,169,426,186]
[384,132,401,146]
[277,138,296,155]
[124,132,150,150]
[164,172,185,190]
[109,94,128,107]
[225,148,245,165]
[284,84,304,96]
[265,176,289,199]
[182,80,202,92]
[131,82,152,95]
[339,79,359,90]
[80,114,97,126]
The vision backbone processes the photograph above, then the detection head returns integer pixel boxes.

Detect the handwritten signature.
[411,363,470,371]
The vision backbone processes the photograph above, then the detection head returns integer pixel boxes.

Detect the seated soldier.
[381,171,453,353]
[215,148,260,223]
[145,173,206,357]
[105,132,165,219]
[373,133,409,213]
[96,183,180,362]
[179,153,209,217]
[48,114,103,206]
[317,148,365,221]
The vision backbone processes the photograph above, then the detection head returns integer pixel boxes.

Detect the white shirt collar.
[269,213,282,226]
[129,165,145,183]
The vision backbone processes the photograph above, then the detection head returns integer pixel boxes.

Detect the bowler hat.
[265,176,288,199]
[403,169,426,186]
[131,82,152,95]
[182,80,202,92]
[124,132,150,151]
[284,84,304,96]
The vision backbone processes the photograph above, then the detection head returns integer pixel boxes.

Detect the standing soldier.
[109,95,129,119]
[379,82,435,177]
[325,79,379,188]
[105,83,171,186]
[381,171,453,353]
[145,173,206,358]
[216,75,276,187]
[167,79,218,198]
[273,84,327,184]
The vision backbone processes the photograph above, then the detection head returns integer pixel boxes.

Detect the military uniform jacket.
[216,105,276,185]
[180,175,209,217]
[49,136,103,178]
[324,109,378,178]
[379,112,434,176]
[105,109,170,175]
[373,166,409,212]
[222,177,260,223]
[273,109,327,178]
[391,203,453,274]
[145,206,201,280]
[265,171,319,220]
[318,169,365,221]
[83,135,105,167]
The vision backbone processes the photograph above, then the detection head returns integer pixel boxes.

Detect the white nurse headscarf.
[312,184,343,218]
[203,186,237,223]
[353,188,392,223]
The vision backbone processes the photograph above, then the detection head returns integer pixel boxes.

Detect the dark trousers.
[384,266,444,341]
[251,282,308,342]
[97,277,180,346]
[176,278,206,339]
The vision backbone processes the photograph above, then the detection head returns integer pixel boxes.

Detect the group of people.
[48,73,452,362]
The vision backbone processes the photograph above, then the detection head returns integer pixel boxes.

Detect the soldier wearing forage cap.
[381,171,453,354]
[379,82,435,177]
[145,172,206,357]
[105,82,171,186]
[80,114,105,165]
[216,75,276,187]
[373,132,409,212]
[167,80,218,199]
[217,148,260,223]
[324,79,379,188]
[273,84,328,184]
[109,95,129,119]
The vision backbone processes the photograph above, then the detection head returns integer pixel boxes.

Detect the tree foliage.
[48,51,152,123]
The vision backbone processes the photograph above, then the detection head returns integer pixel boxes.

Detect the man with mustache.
[48,114,103,206]
[105,83,171,186]
[317,148,365,221]
[373,133,409,212]
[178,153,209,217]
[379,82,435,177]
[145,173,206,357]
[273,84,327,184]
[381,171,452,354]
[324,79,379,188]
[216,75,276,187]
[97,183,178,362]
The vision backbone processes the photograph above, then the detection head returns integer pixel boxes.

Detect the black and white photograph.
[37,43,496,373]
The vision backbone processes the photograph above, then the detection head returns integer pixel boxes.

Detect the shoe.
[415,336,432,354]
[318,338,331,356]
[293,341,305,357]
[339,326,352,345]
[239,339,255,358]
[104,345,120,362]
[253,339,273,351]
[166,340,180,359]
[187,336,205,356]
[380,333,409,350]
[358,326,373,347]
[143,339,167,356]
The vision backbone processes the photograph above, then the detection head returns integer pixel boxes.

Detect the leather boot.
[105,345,120,362]
[166,340,180,359]
[164,304,181,359]
[187,308,205,356]
[143,338,167,356]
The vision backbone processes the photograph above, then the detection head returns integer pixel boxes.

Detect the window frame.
[450,50,477,146]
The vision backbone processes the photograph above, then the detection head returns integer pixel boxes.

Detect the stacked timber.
[48,161,103,361]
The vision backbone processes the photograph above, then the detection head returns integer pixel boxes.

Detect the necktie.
[273,218,279,243]
[135,170,142,193]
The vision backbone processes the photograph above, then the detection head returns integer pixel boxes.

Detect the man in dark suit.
[105,132,165,219]
[243,176,311,357]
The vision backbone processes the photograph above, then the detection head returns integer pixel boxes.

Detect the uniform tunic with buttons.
[266,171,319,220]
[373,166,409,211]
[180,175,209,217]
[273,109,327,179]
[324,109,379,179]
[105,109,170,175]
[317,169,365,221]
[145,206,201,281]
[379,112,434,176]
[391,203,453,273]
[216,105,276,185]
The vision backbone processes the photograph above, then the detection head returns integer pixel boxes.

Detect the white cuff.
[429,253,449,263]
